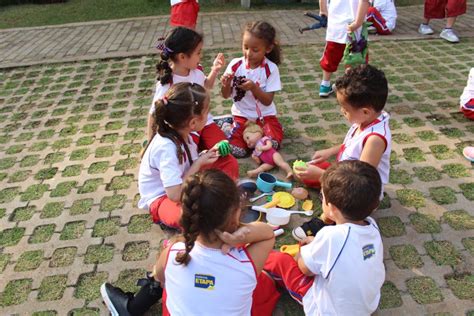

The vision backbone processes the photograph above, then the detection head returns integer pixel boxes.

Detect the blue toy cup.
[256,172,292,193]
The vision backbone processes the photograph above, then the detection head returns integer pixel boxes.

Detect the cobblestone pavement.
[0,5,474,316]
[0,3,473,69]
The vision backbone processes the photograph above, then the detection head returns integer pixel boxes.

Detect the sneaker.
[292,217,328,241]
[100,283,132,316]
[319,84,334,97]
[418,23,434,35]
[440,28,460,43]
[463,146,474,162]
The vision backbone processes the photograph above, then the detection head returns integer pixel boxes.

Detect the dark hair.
[244,21,281,65]
[334,64,388,112]
[156,27,204,85]
[153,82,208,164]
[176,169,241,265]
[321,160,381,221]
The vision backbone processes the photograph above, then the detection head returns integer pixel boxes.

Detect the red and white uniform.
[338,111,391,194]
[460,68,474,120]
[368,0,397,34]
[164,242,257,316]
[325,0,363,44]
[170,0,199,29]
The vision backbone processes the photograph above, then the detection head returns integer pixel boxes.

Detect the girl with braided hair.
[147,27,239,180]
[139,82,224,229]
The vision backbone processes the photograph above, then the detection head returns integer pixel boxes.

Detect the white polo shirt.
[171,0,198,6]
[300,217,385,315]
[224,57,281,120]
[371,0,397,31]
[460,68,474,110]
[137,133,198,209]
[325,0,363,44]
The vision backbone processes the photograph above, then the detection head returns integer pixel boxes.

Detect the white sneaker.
[440,28,460,43]
[418,23,434,35]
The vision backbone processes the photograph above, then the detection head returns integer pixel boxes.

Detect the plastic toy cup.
[256,172,292,193]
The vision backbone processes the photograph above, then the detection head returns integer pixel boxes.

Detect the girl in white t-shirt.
[139,82,224,229]
[149,26,239,180]
[221,21,284,158]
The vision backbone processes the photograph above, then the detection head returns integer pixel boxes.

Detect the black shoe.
[292,217,328,241]
[101,283,133,316]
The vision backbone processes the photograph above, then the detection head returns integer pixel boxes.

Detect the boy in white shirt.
[367,0,397,35]
[258,160,385,315]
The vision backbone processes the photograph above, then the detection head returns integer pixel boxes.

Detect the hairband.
[156,37,174,57]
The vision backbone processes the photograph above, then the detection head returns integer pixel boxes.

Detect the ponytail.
[244,21,281,65]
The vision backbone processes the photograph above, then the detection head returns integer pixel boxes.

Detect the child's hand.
[311,149,332,164]
[238,78,257,91]
[215,226,251,254]
[300,236,315,246]
[347,22,360,33]
[220,73,234,87]
[212,53,225,73]
[197,148,219,167]
[294,165,323,181]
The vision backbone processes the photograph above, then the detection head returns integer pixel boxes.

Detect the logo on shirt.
[362,244,376,260]
[194,274,215,290]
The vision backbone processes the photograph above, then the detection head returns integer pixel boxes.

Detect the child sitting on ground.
[255,160,385,315]
[367,0,397,35]
[244,122,293,178]
[460,67,474,161]
[294,64,391,240]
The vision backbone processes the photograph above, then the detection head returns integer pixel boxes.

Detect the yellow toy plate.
[272,192,295,208]
[302,200,313,211]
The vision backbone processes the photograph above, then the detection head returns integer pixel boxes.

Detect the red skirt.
[170,1,200,29]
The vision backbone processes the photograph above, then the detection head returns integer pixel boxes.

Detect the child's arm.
[359,135,386,168]
[319,0,328,16]
[240,79,274,106]
[311,144,341,163]
[220,73,233,99]
[146,114,156,145]
[205,53,225,90]
[153,245,171,283]
[348,0,370,32]
[216,222,275,274]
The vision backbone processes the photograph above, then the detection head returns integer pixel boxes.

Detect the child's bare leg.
[322,69,332,82]
[247,163,274,178]
[272,152,293,179]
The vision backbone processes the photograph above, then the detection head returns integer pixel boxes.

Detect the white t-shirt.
[165,242,257,316]
[371,0,397,31]
[300,217,385,315]
[171,0,198,6]
[337,111,391,196]
[137,133,198,209]
[325,0,363,44]
[224,57,281,120]
[149,69,214,125]
[460,68,474,110]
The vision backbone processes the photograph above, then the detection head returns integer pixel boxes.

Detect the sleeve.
[195,69,207,86]
[150,83,170,115]
[299,226,350,278]
[224,58,240,75]
[153,141,184,188]
[264,64,281,93]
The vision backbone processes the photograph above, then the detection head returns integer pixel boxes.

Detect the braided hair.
[244,21,281,65]
[175,170,241,265]
[153,82,208,164]
[156,27,204,85]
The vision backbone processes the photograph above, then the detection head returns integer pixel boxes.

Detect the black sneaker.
[292,217,328,241]
[101,283,132,316]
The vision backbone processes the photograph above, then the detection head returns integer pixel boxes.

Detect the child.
[243,121,293,178]
[294,64,391,240]
[460,68,474,162]
[221,21,284,158]
[367,0,397,35]
[139,82,229,229]
[256,160,385,315]
[149,27,239,180]
[170,0,200,29]
[318,0,370,97]
[418,0,466,43]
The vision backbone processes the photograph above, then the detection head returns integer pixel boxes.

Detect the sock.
[321,80,330,87]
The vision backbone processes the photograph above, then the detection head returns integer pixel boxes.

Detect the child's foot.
[418,23,434,35]
[440,28,459,43]
[463,146,474,162]
[292,217,328,241]
[247,169,259,178]
[101,283,132,316]
[319,84,334,97]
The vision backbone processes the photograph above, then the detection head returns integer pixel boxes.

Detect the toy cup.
[256,172,292,193]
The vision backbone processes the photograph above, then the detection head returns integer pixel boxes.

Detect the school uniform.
[460,68,474,120]
[170,0,200,28]
[367,0,397,35]
[424,0,466,19]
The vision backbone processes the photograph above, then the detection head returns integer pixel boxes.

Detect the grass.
[37,275,68,301]
[122,241,150,261]
[29,224,56,244]
[0,278,32,306]
[0,227,25,247]
[442,210,474,230]
[100,194,126,212]
[49,247,77,267]
[389,244,424,269]
[92,217,121,238]
[409,212,441,234]
[74,271,108,302]
[377,216,406,237]
[406,276,443,304]
[445,273,474,300]
[424,240,462,266]
[14,250,43,271]
[84,244,115,264]
[379,281,403,309]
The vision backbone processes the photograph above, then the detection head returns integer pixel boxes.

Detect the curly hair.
[175,170,241,265]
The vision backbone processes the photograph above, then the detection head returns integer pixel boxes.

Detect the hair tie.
[156,37,174,57]
[162,96,168,105]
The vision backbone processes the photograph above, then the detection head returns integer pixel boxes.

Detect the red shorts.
[424,0,466,18]
[461,108,474,120]
[149,195,182,229]
[229,116,284,152]
[367,7,392,35]
[170,1,200,29]
[302,161,332,188]
[320,41,346,73]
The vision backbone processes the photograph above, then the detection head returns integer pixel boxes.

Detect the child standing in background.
[170,0,200,29]
[367,0,397,35]
[221,21,284,158]
[318,0,369,97]
[149,27,239,180]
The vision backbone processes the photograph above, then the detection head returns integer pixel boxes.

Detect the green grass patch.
[70,198,94,215]
[88,161,110,174]
[77,136,95,146]
[41,202,64,219]
[0,253,12,273]
[389,168,413,184]
[74,271,108,302]
[21,183,49,201]
[0,157,16,170]
[37,275,68,301]
[32,310,58,316]
[100,195,126,212]
[113,268,148,293]
[29,224,56,244]
[0,227,25,247]
[10,205,36,222]
[60,221,86,240]
[403,147,426,162]
[442,210,474,230]
[430,144,455,160]
[424,240,462,266]
[107,174,134,191]
[84,244,115,264]
[115,157,139,171]
[49,247,77,267]
[78,178,103,194]
[462,237,474,256]
[14,250,43,271]
[409,212,441,233]
[128,214,153,234]
[429,186,457,205]
[413,166,442,182]
[50,181,77,197]
[119,143,141,155]
[378,281,402,309]
[70,148,90,161]
[445,273,474,300]
[95,145,114,158]
[459,183,474,200]
[389,244,424,269]
[44,152,66,164]
[442,163,470,178]
[68,308,100,316]
[35,167,58,180]
[20,154,40,167]
[92,217,121,238]
[0,187,20,203]
[406,276,443,304]
[377,216,406,237]
[8,170,31,183]
[396,189,425,208]
[122,241,150,261]
[0,278,32,306]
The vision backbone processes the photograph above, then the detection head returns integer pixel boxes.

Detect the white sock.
[321,80,330,87]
